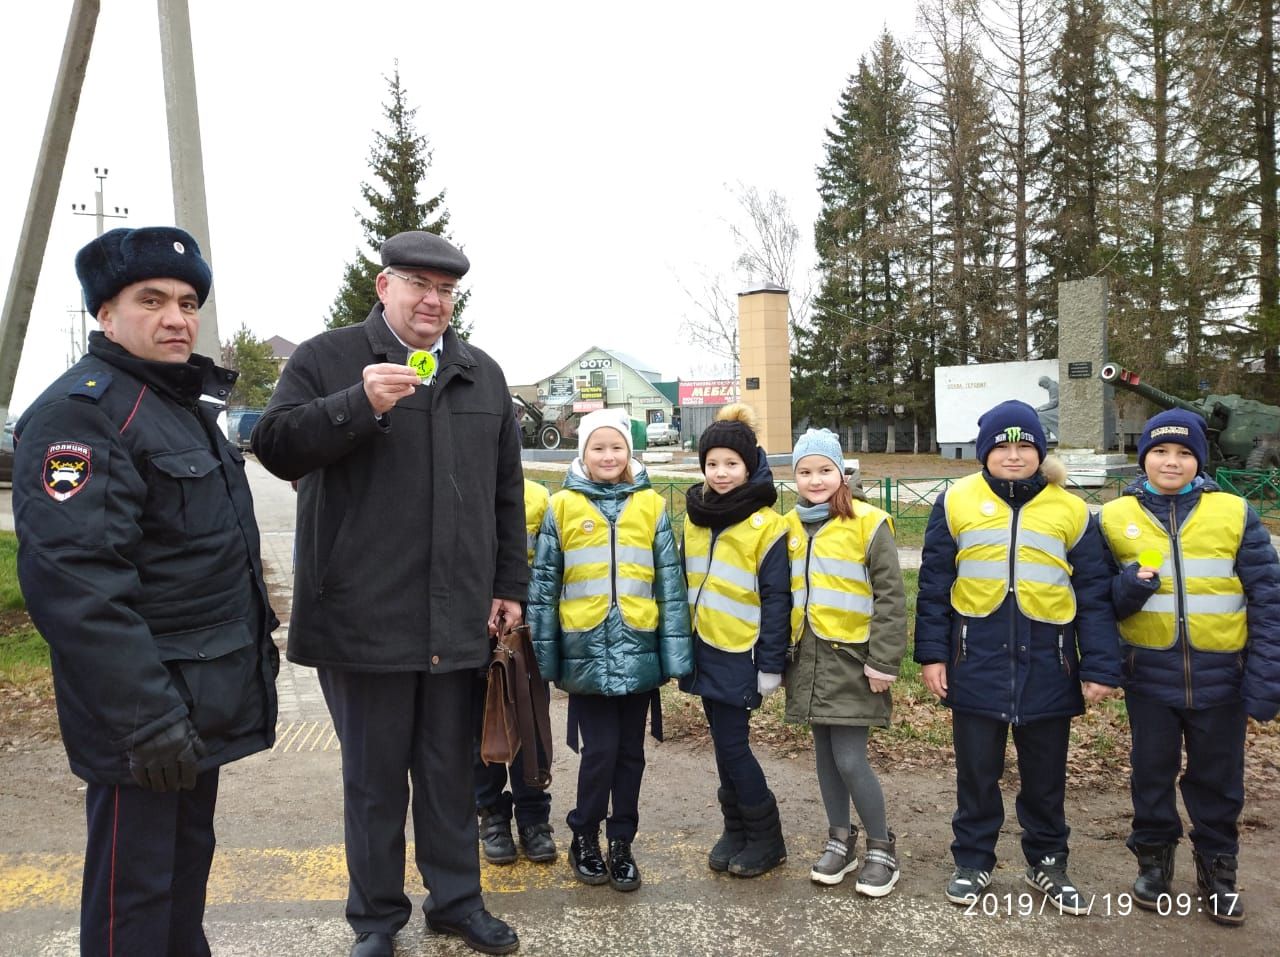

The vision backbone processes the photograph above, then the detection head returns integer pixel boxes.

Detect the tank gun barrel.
[1098,363,1207,418]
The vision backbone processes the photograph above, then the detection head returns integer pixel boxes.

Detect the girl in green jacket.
[784,428,907,897]
[527,409,693,892]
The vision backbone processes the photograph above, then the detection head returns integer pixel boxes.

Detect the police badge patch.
[44,442,92,502]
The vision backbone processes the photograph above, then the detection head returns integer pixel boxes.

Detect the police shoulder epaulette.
[67,371,113,402]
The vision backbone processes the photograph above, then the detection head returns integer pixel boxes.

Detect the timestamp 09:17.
[963,892,1136,917]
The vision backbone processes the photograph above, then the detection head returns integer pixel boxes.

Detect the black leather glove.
[128,720,206,792]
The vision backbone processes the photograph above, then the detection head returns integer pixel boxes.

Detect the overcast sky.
[0,1,919,416]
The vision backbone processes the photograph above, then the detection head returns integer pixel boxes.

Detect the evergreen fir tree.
[796,31,920,451]
[1033,0,1124,355]
[328,67,470,337]
[220,324,278,408]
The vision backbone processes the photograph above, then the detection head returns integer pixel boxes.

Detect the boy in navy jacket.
[1101,409,1280,925]
[915,401,1121,914]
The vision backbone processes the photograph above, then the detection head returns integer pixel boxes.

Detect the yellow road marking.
[0,837,743,912]
[271,721,340,752]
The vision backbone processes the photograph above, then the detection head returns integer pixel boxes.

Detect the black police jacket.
[13,333,278,784]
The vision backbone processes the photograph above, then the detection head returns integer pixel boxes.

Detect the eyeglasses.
[385,270,460,303]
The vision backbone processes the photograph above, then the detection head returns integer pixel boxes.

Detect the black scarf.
[685,480,778,531]
[981,469,1047,509]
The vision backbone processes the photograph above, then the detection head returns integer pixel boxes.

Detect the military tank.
[1100,363,1280,469]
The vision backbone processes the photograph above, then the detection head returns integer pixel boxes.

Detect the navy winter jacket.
[679,450,791,710]
[914,471,1123,724]
[1104,477,1280,721]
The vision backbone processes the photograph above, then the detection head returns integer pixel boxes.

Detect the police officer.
[253,230,525,957]
[12,226,279,957]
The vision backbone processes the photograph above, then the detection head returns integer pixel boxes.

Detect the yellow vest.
[551,488,664,632]
[786,503,892,645]
[524,480,550,566]
[684,508,787,652]
[944,472,1085,625]
[1100,493,1247,652]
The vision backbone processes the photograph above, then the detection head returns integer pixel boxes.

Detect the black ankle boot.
[708,787,746,872]
[569,830,609,885]
[728,791,787,878]
[1132,843,1175,909]
[1195,851,1244,925]
[608,838,642,892]
[519,822,558,863]
[478,806,517,865]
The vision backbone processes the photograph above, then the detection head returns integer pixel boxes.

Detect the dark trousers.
[702,698,769,807]
[1126,692,1246,858]
[566,692,649,842]
[80,769,219,957]
[951,712,1071,870]
[473,680,552,829]
[318,667,482,934]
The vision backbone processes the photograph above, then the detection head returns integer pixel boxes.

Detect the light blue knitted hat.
[792,428,844,471]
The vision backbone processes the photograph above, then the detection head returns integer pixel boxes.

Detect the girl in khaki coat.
[783,429,908,897]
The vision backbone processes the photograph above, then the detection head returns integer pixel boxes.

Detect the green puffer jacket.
[528,462,693,696]
[784,510,907,727]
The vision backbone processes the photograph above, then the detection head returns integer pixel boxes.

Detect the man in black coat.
[253,230,525,957]
[12,226,279,957]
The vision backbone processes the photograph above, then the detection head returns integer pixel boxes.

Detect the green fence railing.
[536,474,1134,523]
[873,474,1131,519]
[1215,468,1280,520]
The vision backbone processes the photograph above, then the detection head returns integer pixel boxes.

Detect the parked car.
[226,408,264,451]
[0,421,13,484]
[645,421,680,447]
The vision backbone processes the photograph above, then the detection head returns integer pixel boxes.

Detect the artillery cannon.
[1099,363,1280,470]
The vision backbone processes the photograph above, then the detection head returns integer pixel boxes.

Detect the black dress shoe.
[608,838,642,892]
[426,908,519,955]
[519,822,558,862]
[350,931,394,957]
[569,829,609,885]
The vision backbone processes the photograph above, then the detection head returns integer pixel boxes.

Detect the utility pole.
[0,0,100,426]
[66,308,83,368]
[72,166,129,237]
[70,166,128,359]
[158,0,219,358]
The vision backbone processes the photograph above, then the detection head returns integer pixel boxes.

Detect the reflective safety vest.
[551,488,664,632]
[685,508,788,652]
[786,503,892,645]
[1100,493,1247,652]
[944,472,1086,625]
[524,480,550,565]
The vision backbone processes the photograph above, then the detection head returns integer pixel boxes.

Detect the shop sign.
[678,379,737,406]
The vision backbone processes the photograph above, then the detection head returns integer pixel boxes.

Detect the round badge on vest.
[789,536,800,549]
[751,514,764,528]
[980,501,996,516]
[582,520,595,533]
[1125,523,1141,539]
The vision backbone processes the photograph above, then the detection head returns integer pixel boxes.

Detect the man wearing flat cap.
[12,226,279,957]
[254,230,525,956]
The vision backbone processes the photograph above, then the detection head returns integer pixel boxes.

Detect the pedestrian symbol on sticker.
[43,442,93,502]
